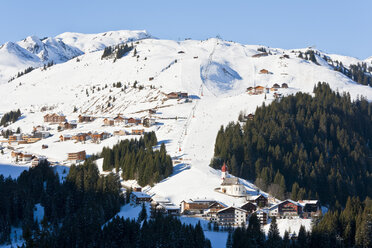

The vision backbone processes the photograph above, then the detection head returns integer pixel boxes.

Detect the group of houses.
[128,189,181,216]
[127,174,320,227]
[247,83,288,96]
[59,132,111,143]
[206,163,321,226]
[5,128,51,145]
[103,114,155,128]
[11,150,46,166]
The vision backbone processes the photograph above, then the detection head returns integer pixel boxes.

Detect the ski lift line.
[177,40,217,153]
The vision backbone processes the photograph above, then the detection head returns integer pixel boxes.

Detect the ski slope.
[1,31,372,244]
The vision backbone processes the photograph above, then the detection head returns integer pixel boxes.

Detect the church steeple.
[221,162,228,180]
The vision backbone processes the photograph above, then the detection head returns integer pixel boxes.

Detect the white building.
[216,207,249,227]
[220,177,247,197]
[219,163,247,197]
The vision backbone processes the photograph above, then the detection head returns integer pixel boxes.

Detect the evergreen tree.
[267,217,282,248]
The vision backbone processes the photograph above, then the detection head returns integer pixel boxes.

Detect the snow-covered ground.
[1,31,372,246]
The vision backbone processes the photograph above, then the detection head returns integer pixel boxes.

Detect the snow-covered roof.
[158,202,179,210]
[131,192,151,198]
[152,195,171,203]
[217,206,248,214]
[269,199,301,210]
[183,198,216,203]
[297,200,319,207]
[221,177,241,185]
[246,194,265,201]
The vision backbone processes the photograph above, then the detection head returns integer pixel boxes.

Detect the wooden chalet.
[268,199,302,217]
[12,151,33,162]
[103,118,114,126]
[11,151,22,160]
[20,153,33,162]
[59,122,77,130]
[114,115,126,125]
[143,118,155,127]
[167,92,179,99]
[254,86,265,94]
[78,115,95,123]
[281,83,289,88]
[204,202,227,221]
[132,129,145,135]
[272,83,280,89]
[240,202,257,214]
[90,132,110,143]
[59,134,72,142]
[72,133,90,142]
[247,114,254,120]
[67,150,86,162]
[246,194,268,207]
[180,199,216,215]
[114,130,127,136]
[44,113,66,123]
[259,69,269,74]
[298,200,320,215]
[33,131,50,139]
[127,118,141,125]
[130,192,152,204]
[166,92,188,99]
[33,125,48,132]
[8,134,22,142]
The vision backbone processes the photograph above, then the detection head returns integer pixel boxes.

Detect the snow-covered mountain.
[0,30,151,84]
[366,56,372,64]
[0,31,372,242]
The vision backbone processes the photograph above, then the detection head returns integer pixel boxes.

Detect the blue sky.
[1,0,371,59]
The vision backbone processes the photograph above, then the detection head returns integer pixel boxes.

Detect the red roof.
[221,163,227,172]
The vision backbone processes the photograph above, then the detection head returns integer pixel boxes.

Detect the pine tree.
[283,230,290,247]
[297,225,308,248]
[138,203,147,222]
[267,217,282,248]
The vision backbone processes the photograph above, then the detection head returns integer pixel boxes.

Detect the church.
[220,163,248,197]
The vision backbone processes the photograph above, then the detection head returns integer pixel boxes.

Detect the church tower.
[221,162,228,180]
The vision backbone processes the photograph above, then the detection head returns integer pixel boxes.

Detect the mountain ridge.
[0,30,151,84]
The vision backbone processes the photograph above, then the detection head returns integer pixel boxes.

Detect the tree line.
[103,214,211,248]
[101,43,134,60]
[211,82,372,208]
[101,131,173,186]
[0,159,122,246]
[0,160,210,247]
[0,109,21,126]
[8,67,35,82]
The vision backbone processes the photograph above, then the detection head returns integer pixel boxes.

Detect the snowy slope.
[366,56,372,64]
[56,30,151,53]
[1,32,372,242]
[0,30,151,84]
